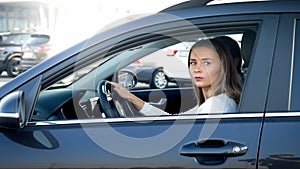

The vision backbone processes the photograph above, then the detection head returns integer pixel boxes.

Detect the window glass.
[290,20,300,111]
[31,27,254,122]
[119,41,193,90]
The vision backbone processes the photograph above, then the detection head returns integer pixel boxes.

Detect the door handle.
[180,139,248,165]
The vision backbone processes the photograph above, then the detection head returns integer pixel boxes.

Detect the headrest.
[215,36,242,73]
[241,30,256,67]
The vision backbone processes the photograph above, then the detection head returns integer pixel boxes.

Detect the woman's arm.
[110,82,145,111]
[109,82,168,116]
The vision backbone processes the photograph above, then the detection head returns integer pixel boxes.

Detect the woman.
[110,38,242,115]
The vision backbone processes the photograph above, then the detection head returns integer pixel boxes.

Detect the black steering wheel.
[97,80,143,118]
[97,80,120,118]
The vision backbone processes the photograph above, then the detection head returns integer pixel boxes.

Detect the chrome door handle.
[180,139,248,165]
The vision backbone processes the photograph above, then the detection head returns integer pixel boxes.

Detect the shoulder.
[199,93,237,113]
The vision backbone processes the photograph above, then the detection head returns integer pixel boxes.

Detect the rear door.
[260,14,300,169]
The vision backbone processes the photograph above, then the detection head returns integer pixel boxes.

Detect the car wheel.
[150,69,168,89]
[6,56,21,77]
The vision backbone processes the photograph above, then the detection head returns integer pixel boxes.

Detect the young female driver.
[110,38,242,116]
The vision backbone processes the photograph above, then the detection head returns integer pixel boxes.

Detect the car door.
[0,14,278,168]
[259,14,300,169]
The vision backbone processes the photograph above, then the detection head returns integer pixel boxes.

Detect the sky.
[45,0,263,47]
[42,0,187,48]
[3,0,263,50]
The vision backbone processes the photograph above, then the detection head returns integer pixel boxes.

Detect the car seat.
[215,36,243,81]
[241,30,257,81]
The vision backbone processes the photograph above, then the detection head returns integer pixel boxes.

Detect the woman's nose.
[194,63,204,72]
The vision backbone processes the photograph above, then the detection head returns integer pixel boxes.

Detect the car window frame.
[27,14,279,126]
[286,15,300,111]
[266,14,300,112]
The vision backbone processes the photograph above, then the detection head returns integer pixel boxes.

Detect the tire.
[6,56,21,77]
[150,69,168,89]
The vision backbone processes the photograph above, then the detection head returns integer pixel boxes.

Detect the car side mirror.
[0,91,25,128]
[118,70,137,90]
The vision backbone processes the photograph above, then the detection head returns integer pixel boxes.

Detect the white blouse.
[140,93,237,116]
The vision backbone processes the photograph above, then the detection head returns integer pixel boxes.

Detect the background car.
[166,41,195,57]
[0,32,50,77]
[121,60,169,89]
[20,34,52,72]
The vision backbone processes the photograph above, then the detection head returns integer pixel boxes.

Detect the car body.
[20,37,53,73]
[20,35,52,72]
[121,60,186,89]
[0,0,300,168]
[0,32,50,77]
[122,65,169,89]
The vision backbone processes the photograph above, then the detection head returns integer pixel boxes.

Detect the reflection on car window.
[49,57,109,88]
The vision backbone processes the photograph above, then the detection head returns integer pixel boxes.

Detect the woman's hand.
[109,81,145,111]
[109,82,131,99]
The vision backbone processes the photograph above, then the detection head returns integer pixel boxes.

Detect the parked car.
[0,32,50,77]
[166,41,195,57]
[1,0,300,168]
[20,35,52,72]
[122,60,179,89]
[122,64,169,89]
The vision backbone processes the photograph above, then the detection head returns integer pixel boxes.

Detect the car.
[1,0,300,168]
[121,60,188,89]
[166,41,195,57]
[122,64,169,89]
[0,32,50,77]
[20,36,52,73]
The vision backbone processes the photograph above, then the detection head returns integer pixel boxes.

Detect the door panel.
[0,116,261,168]
[260,15,300,169]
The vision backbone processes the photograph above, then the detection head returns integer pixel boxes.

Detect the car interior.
[30,27,257,122]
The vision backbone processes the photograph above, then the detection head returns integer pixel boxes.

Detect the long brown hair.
[188,38,242,105]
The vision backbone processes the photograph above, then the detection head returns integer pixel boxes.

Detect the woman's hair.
[188,38,242,105]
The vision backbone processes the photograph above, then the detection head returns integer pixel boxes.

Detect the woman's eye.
[204,61,210,65]
[189,61,196,65]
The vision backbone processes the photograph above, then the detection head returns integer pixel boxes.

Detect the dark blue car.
[0,0,300,168]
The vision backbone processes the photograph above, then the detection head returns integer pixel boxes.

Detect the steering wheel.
[97,80,143,118]
[97,80,120,118]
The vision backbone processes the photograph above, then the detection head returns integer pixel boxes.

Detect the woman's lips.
[195,77,204,81]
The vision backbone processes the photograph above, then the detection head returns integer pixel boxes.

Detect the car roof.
[160,0,300,17]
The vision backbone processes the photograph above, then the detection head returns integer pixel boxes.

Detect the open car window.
[31,25,256,121]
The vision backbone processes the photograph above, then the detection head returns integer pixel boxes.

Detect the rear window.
[26,34,50,45]
[0,34,31,45]
[0,34,49,46]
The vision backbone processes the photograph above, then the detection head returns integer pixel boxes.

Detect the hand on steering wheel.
[97,80,142,118]
[97,80,120,118]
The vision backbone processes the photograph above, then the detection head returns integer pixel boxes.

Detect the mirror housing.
[0,91,25,128]
[118,70,137,90]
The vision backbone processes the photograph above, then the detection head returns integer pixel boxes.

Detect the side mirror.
[0,91,25,128]
[118,70,137,90]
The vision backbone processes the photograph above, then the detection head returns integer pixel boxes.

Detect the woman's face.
[189,46,222,91]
